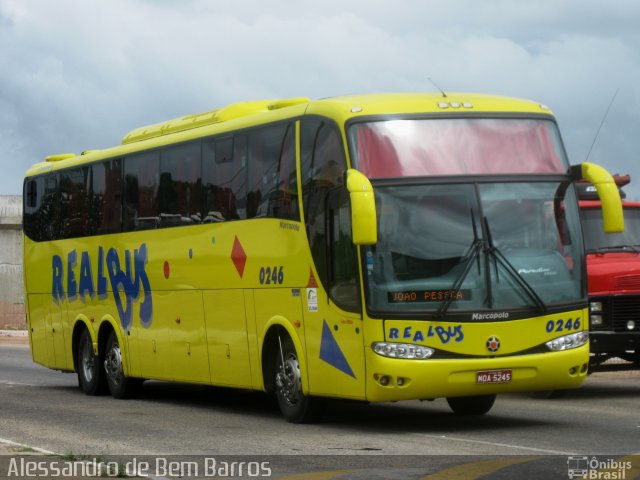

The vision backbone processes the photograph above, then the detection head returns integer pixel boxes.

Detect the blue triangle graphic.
[319,320,356,378]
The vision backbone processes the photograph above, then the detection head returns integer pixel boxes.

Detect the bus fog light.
[379,375,390,386]
[627,321,636,331]
[590,315,603,326]
[590,301,603,313]
[372,342,434,359]
[546,331,589,351]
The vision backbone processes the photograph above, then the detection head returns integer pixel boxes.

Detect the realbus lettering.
[79,250,94,301]
[52,255,64,303]
[67,249,78,301]
[389,328,399,339]
[107,247,132,329]
[403,326,412,339]
[97,246,107,298]
[50,243,153,330]
[135,244,153,326]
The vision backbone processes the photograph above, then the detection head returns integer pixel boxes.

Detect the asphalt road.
[1,342,638,479]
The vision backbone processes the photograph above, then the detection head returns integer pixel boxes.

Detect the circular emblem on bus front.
[486,336,501,353]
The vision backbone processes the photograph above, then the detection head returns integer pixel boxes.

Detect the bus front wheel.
[104,331,141,399]
[446,394,496,415]
[274,335,324,423]
[77,329,107,395]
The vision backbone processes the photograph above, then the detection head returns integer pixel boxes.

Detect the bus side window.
[24,177,45,241]
[43,174,60,240]
[202,135,245,222]
[327,187,359,311]
[159,142,202,227]
[244,122,298,221]
[90,159,122,235]
[275,123,299,221]
[59,167,89,238]
[123,152,160,231]
[300,117,348,291]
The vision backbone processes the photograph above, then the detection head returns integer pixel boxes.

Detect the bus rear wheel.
[446,394,496,415]
[77,329,107,395]
[274,335,324,423]
[104,331,141,399]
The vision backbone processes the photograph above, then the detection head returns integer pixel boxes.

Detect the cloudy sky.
[1,0,639,197]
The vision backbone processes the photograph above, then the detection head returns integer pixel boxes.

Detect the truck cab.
[579,175,640,370]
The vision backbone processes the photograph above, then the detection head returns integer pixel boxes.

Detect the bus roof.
[25,92,555,178]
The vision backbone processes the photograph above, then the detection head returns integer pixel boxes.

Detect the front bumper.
[365,344,589,402]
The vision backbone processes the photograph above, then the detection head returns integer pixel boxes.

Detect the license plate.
[476,369,512,384]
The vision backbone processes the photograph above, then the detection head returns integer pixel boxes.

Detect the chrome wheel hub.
[104,341,123,386]
[81,337,95,382]
[276,354,302,405]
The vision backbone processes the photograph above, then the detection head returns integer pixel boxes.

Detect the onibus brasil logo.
[567,456,633,479]
[51,243,153,330]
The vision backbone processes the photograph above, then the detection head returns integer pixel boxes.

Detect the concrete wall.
[0,196,24,329]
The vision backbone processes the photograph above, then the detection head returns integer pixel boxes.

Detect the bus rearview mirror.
[345,169,377,245]
[572,162,624,233]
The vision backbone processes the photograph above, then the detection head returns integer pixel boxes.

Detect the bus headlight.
[546,331,589,351]
[372,342,434,359]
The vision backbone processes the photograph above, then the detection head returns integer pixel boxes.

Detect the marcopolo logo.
[51,243,153,330]
[471,312,510,321]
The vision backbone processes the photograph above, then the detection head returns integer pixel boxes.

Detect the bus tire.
[104,330,141,399]
[446,394,496,415]
[531,389,567,399]
[77,328,107,395]
[274,335,324,423]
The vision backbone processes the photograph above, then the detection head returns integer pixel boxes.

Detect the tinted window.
[42,175,60,240]
[124,151,160,231]
[300,118,347,289]
[327,188,359,311]
[59,167,89,238]
[90,159,122,235]
[23,177,46,241]
[202,135,247,222]
[159,142,202,227]
[244,122,298,221]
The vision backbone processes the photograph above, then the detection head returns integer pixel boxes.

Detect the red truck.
[578,175,640,370]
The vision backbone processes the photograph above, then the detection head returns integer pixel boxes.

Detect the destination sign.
[388,289,471,303]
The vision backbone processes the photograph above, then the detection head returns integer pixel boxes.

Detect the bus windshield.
[362,181,584,316]
[349,118,568,177]
[581,206,640,253]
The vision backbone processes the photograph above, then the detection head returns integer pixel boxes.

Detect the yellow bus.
[22,93,623,422]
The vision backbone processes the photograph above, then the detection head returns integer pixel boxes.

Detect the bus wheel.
[274,335,324,423]
[77,329,107,395]
[446,394,496,415]
[104,331,141,399]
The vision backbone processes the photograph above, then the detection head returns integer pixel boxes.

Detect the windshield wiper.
[437,215,547,318]
[484,218,547,314]
[437,210,485,318]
